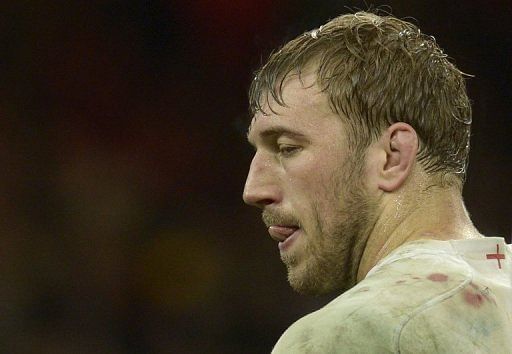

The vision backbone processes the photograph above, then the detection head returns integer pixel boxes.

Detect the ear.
[375,122,419,192]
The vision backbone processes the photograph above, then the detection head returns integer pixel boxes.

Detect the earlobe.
[378,123,418,192]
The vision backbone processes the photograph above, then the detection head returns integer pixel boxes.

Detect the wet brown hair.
[249,12,472,187]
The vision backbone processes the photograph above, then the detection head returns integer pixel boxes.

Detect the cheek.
[284,149,345,207]
[290,167,341,221]
[289,161,334,198]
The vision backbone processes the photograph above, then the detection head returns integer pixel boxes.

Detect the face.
[243,72,378,295]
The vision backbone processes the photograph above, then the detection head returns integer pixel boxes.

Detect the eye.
[278,144,301,157]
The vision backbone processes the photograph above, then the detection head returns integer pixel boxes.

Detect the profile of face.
[243,71,378,295]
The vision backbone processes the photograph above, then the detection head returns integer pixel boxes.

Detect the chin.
[287,264,341,296]
[285,252,357,295]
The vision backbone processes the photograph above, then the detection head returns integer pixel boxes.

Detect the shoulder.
[271,295,397,353]
[273,250,476,353]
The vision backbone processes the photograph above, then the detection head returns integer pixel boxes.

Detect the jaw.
[283,201,377,295]
[281,233,340,295]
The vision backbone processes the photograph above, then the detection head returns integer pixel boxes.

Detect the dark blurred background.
[0,1,510,353]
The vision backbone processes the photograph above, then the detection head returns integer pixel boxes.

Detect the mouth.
[268,225,301,252]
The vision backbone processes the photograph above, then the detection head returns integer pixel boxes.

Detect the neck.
[356,180,482,282]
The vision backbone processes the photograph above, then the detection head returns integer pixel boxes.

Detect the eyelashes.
[278,144,302,157]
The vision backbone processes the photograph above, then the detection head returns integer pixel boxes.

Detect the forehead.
[247,71,338,141]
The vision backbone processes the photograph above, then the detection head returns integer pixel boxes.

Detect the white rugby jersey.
[272,237,512,353]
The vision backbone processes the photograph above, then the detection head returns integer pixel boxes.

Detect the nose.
[243,152,281,208]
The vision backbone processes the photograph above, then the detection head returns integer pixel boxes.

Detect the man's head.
[243,12,472,295]
[245,71,379,294]
[250,11,472,186]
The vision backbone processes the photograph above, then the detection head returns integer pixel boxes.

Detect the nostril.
[259,198,274,206]
[249,198,275,209]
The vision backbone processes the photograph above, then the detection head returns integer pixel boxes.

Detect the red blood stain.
[427,273,449,282]
[464,289,484,308]
[471,284,497,306]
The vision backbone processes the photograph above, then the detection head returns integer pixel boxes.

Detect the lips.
[268,225,301,252]
[268,225,299,242]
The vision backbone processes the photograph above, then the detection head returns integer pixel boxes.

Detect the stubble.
[286,155,378,295]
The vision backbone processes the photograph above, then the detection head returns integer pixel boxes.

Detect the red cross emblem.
[486,244,505,269]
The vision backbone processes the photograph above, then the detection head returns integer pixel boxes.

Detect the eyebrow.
[247,126,308,146]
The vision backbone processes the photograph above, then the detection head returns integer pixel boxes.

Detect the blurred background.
[0,1,510,353]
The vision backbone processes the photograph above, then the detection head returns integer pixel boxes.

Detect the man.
[243,12,511,353]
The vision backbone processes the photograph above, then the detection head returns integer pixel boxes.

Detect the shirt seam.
[392,246,474,353]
